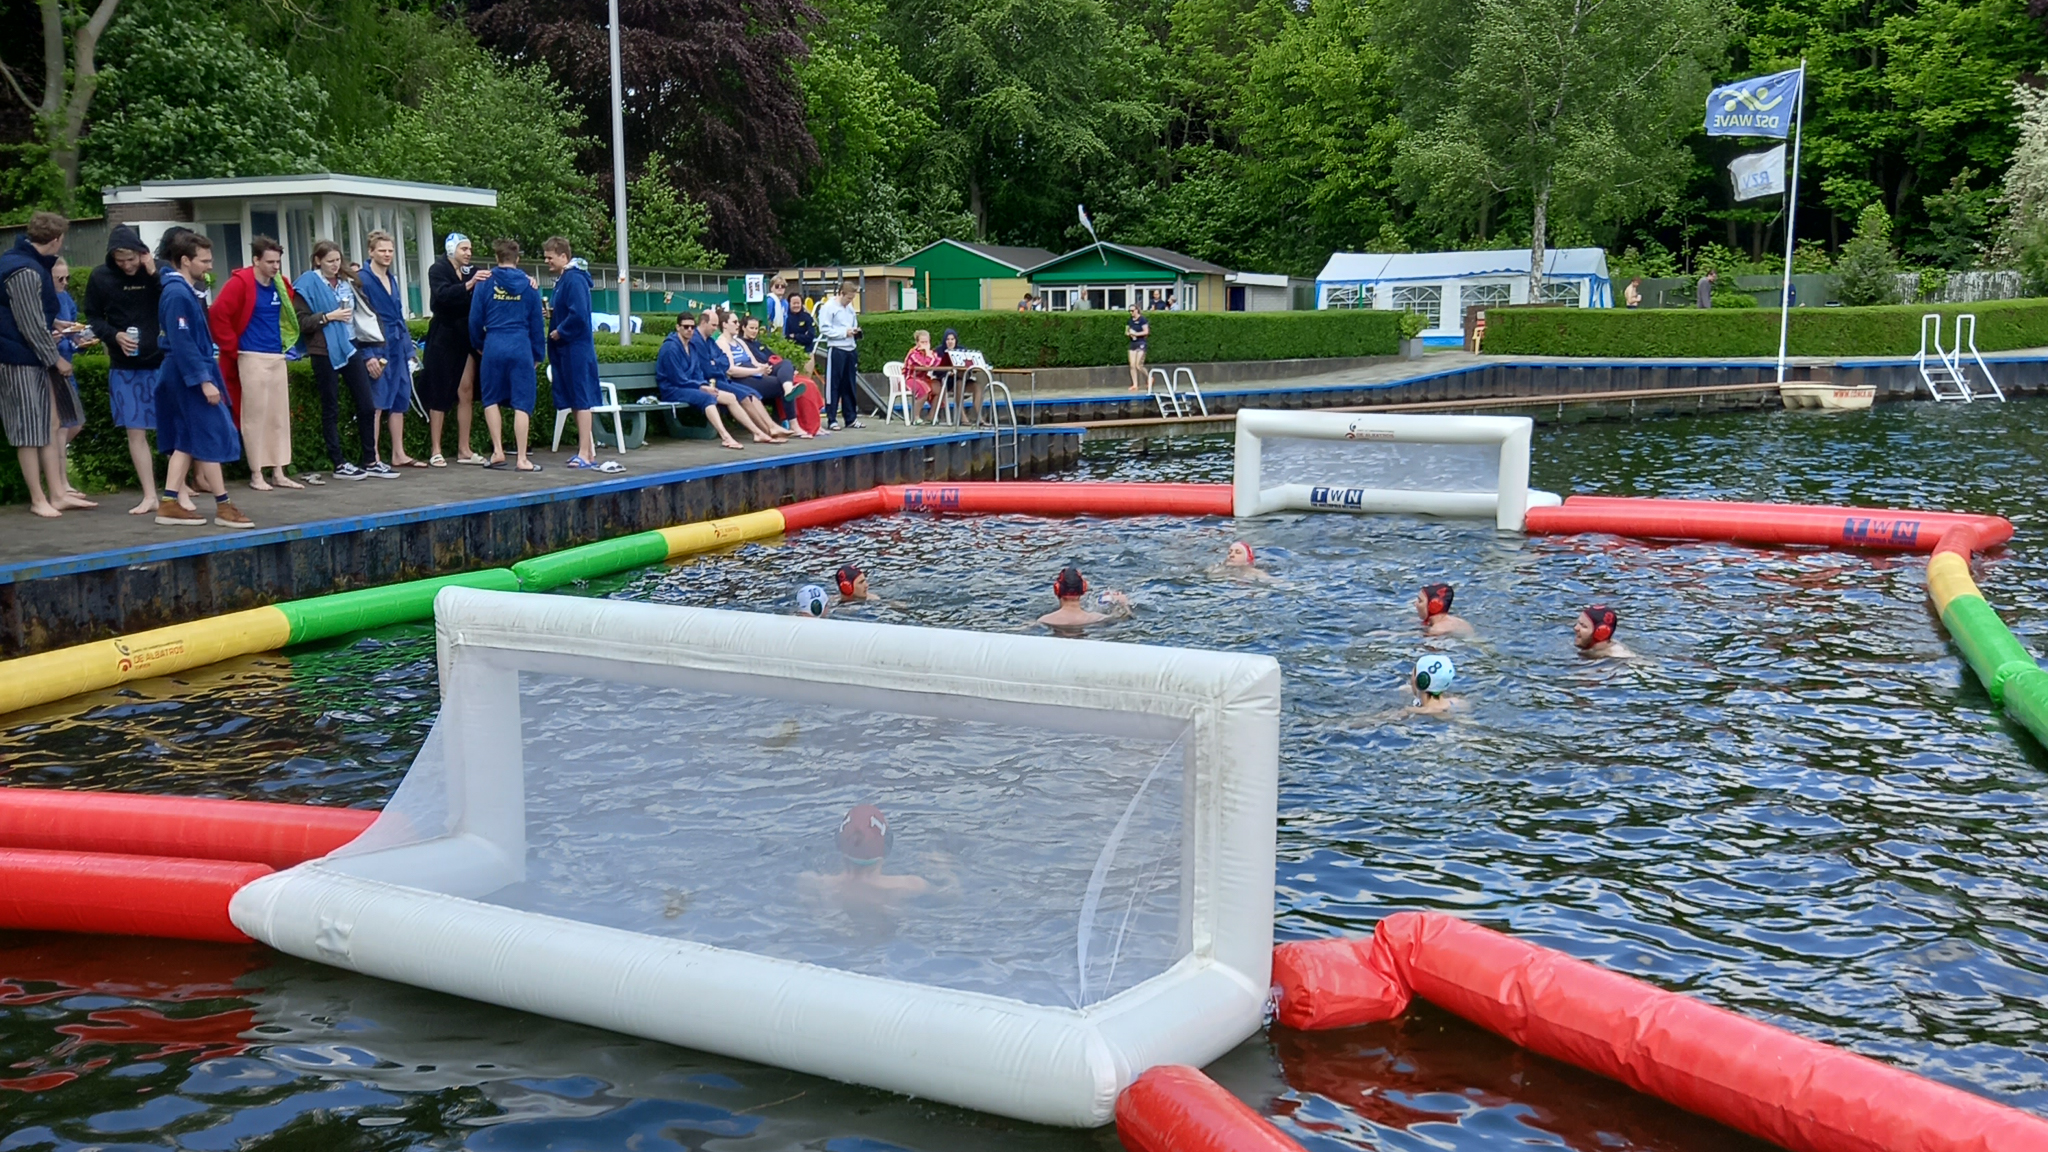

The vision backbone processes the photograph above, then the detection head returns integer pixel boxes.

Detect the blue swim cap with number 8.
[1415,654,1456,696]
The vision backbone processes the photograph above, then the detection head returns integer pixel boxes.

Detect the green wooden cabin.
[1022,244,1231,313]
[896,240,1057,311]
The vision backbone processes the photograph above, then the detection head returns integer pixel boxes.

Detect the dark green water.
[4,401,2046,1150]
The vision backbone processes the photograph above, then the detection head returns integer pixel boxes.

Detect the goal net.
[1233,409,1559,530]
[231,588,1280,1128]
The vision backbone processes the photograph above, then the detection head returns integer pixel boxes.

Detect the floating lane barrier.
[1927,522,2048,745]
[1525,495,2012,552]
[1114,1065,1306,1152]
[0,789,376,941]
[881,481,1234,518]
[1271,912,2048,1152]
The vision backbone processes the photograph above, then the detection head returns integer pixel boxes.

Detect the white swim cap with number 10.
[1415,654,1456,696]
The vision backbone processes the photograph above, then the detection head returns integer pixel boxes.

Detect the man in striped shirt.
[0,211,84,519]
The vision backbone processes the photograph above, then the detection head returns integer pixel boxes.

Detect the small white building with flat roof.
[98,173,498,315]
[1315,248,1612,344]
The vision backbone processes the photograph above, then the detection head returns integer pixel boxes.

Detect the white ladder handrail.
[981,379,1020,478]
[1171,366,1209,416]
[1955,313,2006,401]
[1148,367,1183,418]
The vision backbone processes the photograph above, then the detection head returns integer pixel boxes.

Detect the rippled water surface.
[5,400,2048,1150]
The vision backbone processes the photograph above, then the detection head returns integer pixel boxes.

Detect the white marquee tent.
[1315,248,1612,344]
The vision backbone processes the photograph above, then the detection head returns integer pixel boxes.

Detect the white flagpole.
[1774,59,1806,384]
[607,0,631,347]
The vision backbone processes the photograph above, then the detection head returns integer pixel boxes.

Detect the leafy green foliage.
[1481,297,2048,357]
[851,309,1401,371]
[1834,203,1901,306]
[356,55,595,252]
[80,0,327,191]
[601,169,724,269]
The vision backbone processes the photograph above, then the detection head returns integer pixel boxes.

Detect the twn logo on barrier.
[902,487,962,511]
[1842,517,1922,549]
[1310,487,1368,510]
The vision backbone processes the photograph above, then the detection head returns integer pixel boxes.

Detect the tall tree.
[0,0,125,196]
[1380,0,1732,292]
[468,0,817,265]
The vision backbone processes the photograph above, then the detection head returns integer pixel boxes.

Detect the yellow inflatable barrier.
[0,606,291,717]
[658,509,786,558]
[1924,550,1978,614]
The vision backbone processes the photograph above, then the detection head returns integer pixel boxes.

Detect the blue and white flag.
[1729,144,1787,201]
[1705,68,1801,138]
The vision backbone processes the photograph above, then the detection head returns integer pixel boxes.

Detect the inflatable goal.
[1233,409,1561,530]
[229,588,1281,1127]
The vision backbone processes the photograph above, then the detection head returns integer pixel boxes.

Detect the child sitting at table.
[902,329,942,422]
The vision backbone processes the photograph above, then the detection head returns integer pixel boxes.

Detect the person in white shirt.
[816,283,863,430]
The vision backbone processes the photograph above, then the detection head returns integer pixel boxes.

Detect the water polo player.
[835,563,872,602]
[1415,582,1474,637]
[1408,654,1460,715]
[1574,604,1634,659]
[796,584,830,618]
[798,803,953,904]
[1038,565,1131,630]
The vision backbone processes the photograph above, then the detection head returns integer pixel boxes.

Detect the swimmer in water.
[1416,582,1474,637]
[1407,653,1461,715]
[1573,604,1634,659]
[798,803,954,904]
[834,563,872,603]
[1038,565,1131,630]
[795,583,831,618]
[1213,540,1276,583]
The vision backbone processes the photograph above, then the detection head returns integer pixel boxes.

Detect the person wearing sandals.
[655,313,759,450]
[152,230,253,529]
[724,313,801,436]
[210,235,301,491]
[423,234,486,467]
[359,230,425,472]
[541,239,620,473]
[468,238,547,472]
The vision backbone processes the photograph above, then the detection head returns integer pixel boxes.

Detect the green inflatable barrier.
[278,569,523,645]
[511,531,671,592]
[1938,595,2040,704]
[2000,667,2048,743]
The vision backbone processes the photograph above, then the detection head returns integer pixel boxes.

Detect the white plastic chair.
[882,360,915,424]
[549,366,629,455]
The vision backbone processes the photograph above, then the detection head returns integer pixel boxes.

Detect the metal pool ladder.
[1918,313,2005,402]
[1147,367,1209,418]
[978,369,1020,478]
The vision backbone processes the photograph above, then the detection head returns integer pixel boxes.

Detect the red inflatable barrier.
[778,488,892,532]
[0,848,269,942]
[0,788,374,870]
[1525,496,2011,552]
[1272,913,2048,1152]
[1115,1065,1304,1152]
[880,481,1233,518]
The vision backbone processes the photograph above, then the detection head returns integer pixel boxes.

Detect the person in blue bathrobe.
[653,313,760,450]
[152,230,252,529]
[467,237,546,472]
[541,239,617,472]
[358,229,423,469]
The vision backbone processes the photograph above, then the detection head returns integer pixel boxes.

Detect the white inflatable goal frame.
[1232,409,1560,530]
[230,587,1281,1128]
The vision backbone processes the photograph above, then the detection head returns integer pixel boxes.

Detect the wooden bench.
[579,360,718,449]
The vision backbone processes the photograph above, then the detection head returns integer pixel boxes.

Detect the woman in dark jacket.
[423,232,487,465]
[784,294,817,353]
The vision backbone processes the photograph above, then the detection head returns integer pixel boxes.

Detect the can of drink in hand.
[123,326,140,345]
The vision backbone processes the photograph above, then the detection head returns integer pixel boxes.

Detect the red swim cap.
[1583,604,1618,643]
[1422,583,1454,616]
[837,804,888,863]
[836,564,863,597]
[1054,566,1086,598]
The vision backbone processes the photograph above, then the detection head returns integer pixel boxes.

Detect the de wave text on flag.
[1705,69,1801,138]
[1729,145,1787,201]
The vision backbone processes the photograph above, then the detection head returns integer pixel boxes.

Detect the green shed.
[1022,244,1230,313]
[897,239,1056,311]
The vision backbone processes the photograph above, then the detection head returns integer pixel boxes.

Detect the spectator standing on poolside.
[785,292,816,352]
[1695,270,1716,309]
[468,238,547,472]
[152,230,252,529]
[1125,303,1149,393]
[49,257,92,497]
[424,233,487,466]
[765,277,789,332]
[210,235,301,492]
[359,230,424,471]
[542,238,619,473]
[84,225,164,514]
[0,212,85,518]
[816,282,862,430]
[294,241,387,480]
[1624,277,1643,309]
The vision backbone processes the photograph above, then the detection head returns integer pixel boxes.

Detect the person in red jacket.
[209,236,302,490]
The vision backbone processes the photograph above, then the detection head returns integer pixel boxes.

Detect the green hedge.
[2,342,660,504]
[847,309,1403,372]
[1483,298,2048,358]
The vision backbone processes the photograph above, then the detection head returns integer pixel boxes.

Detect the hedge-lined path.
[0,420,967,572]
